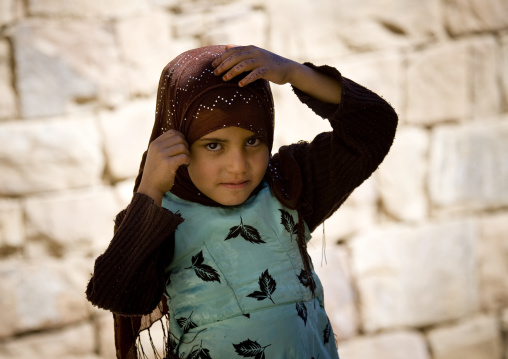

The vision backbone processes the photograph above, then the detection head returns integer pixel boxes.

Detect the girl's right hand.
[137,130,190,205]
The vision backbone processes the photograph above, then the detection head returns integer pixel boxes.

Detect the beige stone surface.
[334,0,442,52]
[0,117,104,195]
[443,0,508,35]
[12,20,127,118]
[0,40,17,120]
[264,0,349,62]
[202,6,268,47]
[116,12,174,96]
[99,100,155,181]
[470,36,502,118]
[338,330,430,359]
[0,322,96,358]
[0,199,24,249]
[338,51,403,115]
[501,31,508,112]
[0,0,19,27]
[377,126,429,222]
[427,314,503,359]
[407,42,469,124]
[0,259,91,338]
[308,245,359,340]
[312,178,378,241]
[350,219,479,332]
[27,0,150,19]
[97,314,116,359]
[429,118,508,211]
[478,212,508,310]
[24,186,122,257]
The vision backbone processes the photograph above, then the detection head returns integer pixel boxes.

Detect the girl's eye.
[246,138,261,146]
[205,143,222,151]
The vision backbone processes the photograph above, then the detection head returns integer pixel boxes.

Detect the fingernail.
[222,74,228,81]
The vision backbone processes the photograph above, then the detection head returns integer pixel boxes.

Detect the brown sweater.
[86,64,398,318]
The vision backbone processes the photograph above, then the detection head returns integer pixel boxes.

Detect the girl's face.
[188,126,270,206]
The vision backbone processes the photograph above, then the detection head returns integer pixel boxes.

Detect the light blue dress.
[162,182,339,359]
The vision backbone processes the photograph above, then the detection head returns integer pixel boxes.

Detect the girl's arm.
[86,193,183,315]
[275,63,398,231]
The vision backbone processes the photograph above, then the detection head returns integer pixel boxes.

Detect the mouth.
[220,180,250,190]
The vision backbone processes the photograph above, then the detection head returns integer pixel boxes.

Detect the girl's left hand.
[212,45,298,87]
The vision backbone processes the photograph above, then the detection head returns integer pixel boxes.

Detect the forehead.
[197,126,257,140]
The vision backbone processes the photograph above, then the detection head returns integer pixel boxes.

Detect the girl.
[86,45,397,359]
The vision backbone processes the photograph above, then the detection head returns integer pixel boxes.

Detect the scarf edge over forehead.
[135,45,275,207]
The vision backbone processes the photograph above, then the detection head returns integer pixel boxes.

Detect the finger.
[212,46,255,74]
[221,58,258,82]
[212,45,247,68]
[238,67,269,87]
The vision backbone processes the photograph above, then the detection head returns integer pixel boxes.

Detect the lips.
[220,180,250,190]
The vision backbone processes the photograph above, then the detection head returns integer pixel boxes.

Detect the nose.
[226,148,249,174]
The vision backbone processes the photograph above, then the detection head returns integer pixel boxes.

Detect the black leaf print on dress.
[296,302,307,326]
[297,269,316,292]
[185,251,221,283]
[225,217,265,244]
[233,339,271,358]
[177,311,198,332]
[279,209,298,240]
[188,341,212,359]
[323,319,332,344]
[246,269,276,304]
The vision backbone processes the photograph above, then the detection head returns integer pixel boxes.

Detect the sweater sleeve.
[86,192,184,315]
[269,63,398,232]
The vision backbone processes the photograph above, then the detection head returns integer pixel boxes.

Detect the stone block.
[98,100,154,181]
[0,259,91,338]
[0,40,17,120]
[0,199,24,249]
[338,330,430,359]
[429,118,508,211]
[377,126,429,222]
[115,178,136,208]
[470,36,502,118]
[97,314,115,359]
[202,7,268,48]
[24,186,122,257]
[349,219,479,332]
[443,0,508,35]
[478,212,508,310]
[264,0,349,62]
[501,32,508,112]
[308,245,359,340]
[0,0,19,27]
[338,51,403,116]
[272,83,333,149]
[27,0,149,19]
[0,117,104,195]
[115,12,173,96]
[407,42,469,124]
[333,0,442,53]
[12,21,127,118]
[312,178,378,242]
[0,322,96,358]
[427,314,503,359]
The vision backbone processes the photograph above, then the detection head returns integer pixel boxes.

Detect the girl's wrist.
[136,183,164,206]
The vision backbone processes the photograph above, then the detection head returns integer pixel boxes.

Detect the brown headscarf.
[134,45,275,206]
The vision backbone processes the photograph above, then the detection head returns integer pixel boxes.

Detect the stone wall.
[0,0,507,358]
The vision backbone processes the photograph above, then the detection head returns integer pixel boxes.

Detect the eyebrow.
[197,137,228,143]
